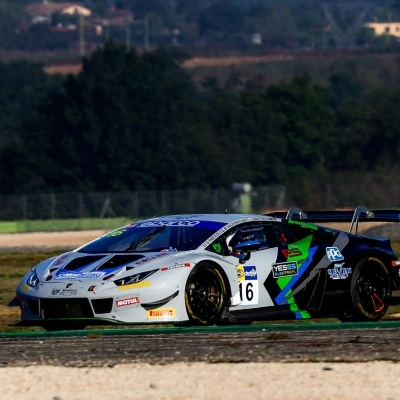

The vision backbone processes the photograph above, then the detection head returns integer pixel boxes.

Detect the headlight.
[26,270,39,288]
[113,269,157,286]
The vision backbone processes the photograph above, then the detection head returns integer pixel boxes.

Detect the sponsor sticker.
[135,253,169,265]
[281,248,302,259]
[272,261,298,278]
[138,220,200,227]
[147,308,176,318]
[49,288,78,297]
[212,243,222,253]
[116,296,140,308]
[118,281,151,291]
[326,247,344,262]
[161,263,191,271]
[236,265,258,281]
[55,271,105,280]
[233,265,259,305]
[327,263,352,280]
[157,215,202,220]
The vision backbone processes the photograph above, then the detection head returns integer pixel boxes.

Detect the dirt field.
[2,362,400,400]
[0,230,107,251]
[43,54,296,75]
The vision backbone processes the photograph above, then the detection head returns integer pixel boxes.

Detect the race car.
[9,206,400,330]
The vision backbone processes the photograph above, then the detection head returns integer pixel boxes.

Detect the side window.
[206,224,251,256]
[206,222,291,256]
[261,224,281,248]
[273,223,299,244]
[206,223,281,256]
[206,237,227,256]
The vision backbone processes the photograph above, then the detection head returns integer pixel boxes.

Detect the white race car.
[10,209,400,330]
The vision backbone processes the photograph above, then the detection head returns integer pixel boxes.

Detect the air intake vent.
[41,298,93,319]
[28,299,39,315]
[97,254,144,270]
[63,255,106,271]
[91,298,113,314]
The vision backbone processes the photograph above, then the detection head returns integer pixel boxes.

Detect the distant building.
[25,1,91,24]
[91,7,134,36]
[364,22,400,38]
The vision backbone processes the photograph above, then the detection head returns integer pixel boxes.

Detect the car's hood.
[37,250,194,283]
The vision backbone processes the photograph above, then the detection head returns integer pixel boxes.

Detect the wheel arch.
[345,249,398,291]
[194,260,232,300]
[340,255,392,321]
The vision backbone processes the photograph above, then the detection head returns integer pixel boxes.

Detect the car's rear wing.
[265,206,400,235]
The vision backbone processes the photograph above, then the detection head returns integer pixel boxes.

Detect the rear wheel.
[341,258,391,321]
[184,263,227,325]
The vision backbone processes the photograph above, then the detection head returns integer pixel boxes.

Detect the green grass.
[0,251,61,332]
[0,217,132,233]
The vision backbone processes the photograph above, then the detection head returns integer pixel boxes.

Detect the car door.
[217,222,282,311]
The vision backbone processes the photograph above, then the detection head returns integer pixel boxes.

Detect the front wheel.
[341,257,391,321]
[184,263,227,325]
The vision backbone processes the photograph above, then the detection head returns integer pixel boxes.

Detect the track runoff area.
[2,320,400,338]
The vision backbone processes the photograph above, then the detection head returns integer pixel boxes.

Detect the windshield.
[78,220,226,253]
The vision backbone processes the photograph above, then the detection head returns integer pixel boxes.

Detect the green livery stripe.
[276,235,314,317]
[289,220,318,230]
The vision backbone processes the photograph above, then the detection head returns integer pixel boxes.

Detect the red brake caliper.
[371,293,385,313]
[210,287,216,303]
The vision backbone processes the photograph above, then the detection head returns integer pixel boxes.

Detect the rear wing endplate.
[265,206,400,235]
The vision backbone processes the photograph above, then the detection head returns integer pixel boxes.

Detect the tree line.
[1,41,400,195]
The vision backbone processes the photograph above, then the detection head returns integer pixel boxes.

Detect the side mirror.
[234,240,261,263]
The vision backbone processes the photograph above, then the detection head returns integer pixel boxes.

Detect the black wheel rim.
[356,264,390,316]
[186,267,225,322]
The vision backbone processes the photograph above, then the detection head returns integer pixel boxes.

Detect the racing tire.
[340,257,391,322]
[184,263,228,325]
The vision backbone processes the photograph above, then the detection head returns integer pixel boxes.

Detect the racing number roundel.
[235,265,259,305]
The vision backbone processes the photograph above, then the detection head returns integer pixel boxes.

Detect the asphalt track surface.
[2,321,400,367]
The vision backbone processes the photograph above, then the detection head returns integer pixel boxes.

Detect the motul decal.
[116,296,140,307]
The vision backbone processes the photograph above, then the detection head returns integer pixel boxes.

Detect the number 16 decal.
[235,265,259,305]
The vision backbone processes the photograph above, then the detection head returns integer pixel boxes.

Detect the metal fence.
[1,182,400,221]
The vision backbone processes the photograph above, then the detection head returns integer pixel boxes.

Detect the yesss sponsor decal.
[272,261,298,278]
